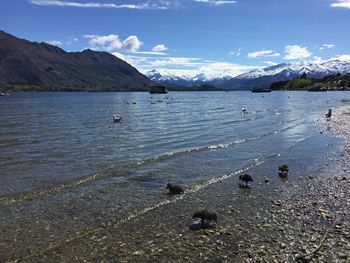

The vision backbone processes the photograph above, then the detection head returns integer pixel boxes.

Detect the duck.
[239,174,253,187]
[193,209,217,225]
[241,107,247,113]
[278,164,289,177]
[166,183,184,195]
[326,109,332,119]
[113,115,122,123]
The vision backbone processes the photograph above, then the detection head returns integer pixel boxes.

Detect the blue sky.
[1,0,350,77]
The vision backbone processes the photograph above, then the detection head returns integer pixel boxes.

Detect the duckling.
[278,165,289,177]
[192,209,217,224]
[239,174,253,187]
[166,183,184,195]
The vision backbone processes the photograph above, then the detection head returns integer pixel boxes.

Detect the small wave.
[0,136,260,207]
[0,123,302,207]
[136,136,260,166]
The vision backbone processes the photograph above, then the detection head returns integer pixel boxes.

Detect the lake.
[0,91,348,261]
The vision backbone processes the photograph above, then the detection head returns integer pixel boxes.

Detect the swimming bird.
[113,115,122,123]
[166,183,184,195]
[241,107,247,113]
[239,174,253,187]
[278,165,289,177]
[192,209,217,224]
[326,109,332,119]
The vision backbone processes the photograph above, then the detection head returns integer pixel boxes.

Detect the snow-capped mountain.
[146,70,231,87]
[221,60,350,90]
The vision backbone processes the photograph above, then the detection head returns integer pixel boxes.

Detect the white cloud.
[133,51,167,55]
[312,56,325,64]
[152,44,168,52]
[198,62,258,78]
[247,50,280,59]
[329,54,350,61]
[330,0,350,9]
[194,0,236,5]
[83,34,143,52]
[284,45,312,60]
[46,40,63,46]
[263,61,278,66]
[84,34,121,51]
[30,0,182,10]
[320,44,335,50]
[150,57,202,67]
[111,52,260,78]
[122,36,143,52]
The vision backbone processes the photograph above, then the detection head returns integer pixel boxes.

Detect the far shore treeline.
[270,73,350,91]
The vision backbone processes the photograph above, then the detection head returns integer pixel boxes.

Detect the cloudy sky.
[1,0,350,77]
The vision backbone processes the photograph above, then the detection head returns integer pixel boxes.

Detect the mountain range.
[0,30,151,91]
[146,60,350,91]
[221,60,350,90]
[145,70,231,88]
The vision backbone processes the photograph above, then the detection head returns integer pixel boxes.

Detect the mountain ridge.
[220,60,350,90]
[145,69,231,88]
[0,30,152,91]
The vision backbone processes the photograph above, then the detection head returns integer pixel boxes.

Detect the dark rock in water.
[192,209,217,225]
[166,183,184,195]
[149,85,168,94]
[239,174,253,187]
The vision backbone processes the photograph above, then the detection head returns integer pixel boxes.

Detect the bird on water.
[239,174,253,187]
[278,165,289,177]
[113,115,122,123]
[192,209,217,225]
[166,183,184,195]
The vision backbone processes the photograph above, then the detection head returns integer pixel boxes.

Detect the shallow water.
[0,91,349,260]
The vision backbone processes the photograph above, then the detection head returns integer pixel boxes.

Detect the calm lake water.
[1,91,349,260]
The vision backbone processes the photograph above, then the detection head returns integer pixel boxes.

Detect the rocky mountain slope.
[0,30,152,91]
